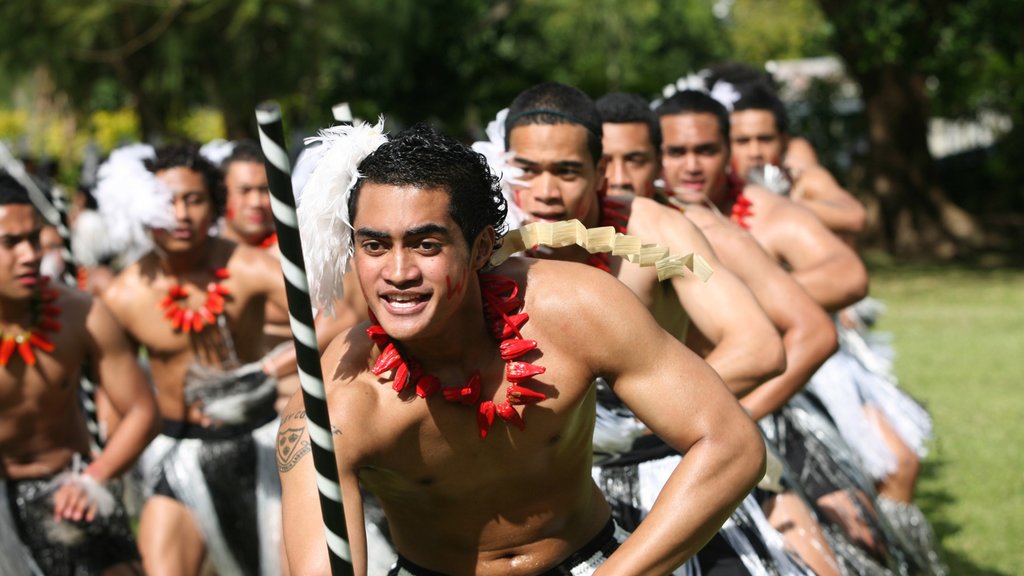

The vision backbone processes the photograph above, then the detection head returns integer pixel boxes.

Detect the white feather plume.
[291,142,324,206]
[297,118,388,313]
[199,139,236,167]
[709,79,741,111]
[93,144,174,264]
[471,107,530,233]
[70,209,111,267]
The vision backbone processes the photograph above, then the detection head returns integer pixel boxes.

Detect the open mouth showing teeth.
[383,294,428,308]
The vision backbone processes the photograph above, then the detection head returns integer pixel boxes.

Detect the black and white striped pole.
[255,101,353,576]
[48,185,106,450]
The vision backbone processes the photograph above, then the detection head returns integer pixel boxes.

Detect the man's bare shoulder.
[321,322,373,388]
[102,256,155,314]
[625,195,709,249]
[744,184,815,224]
[505,257,643,346]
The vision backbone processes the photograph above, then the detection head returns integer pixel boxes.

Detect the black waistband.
[392,518,620,576]
[538,517,618,575]
[160,411,276,440]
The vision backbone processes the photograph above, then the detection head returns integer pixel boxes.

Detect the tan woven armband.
[490,220,713,282]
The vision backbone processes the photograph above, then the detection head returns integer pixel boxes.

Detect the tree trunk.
[815,0,982,258]
[854,65,981,257]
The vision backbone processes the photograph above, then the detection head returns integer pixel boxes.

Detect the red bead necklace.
[725,173,753,229]
[0,276,60,367]
[258,232,278,250]
[160,268,232,334]
[367,273,547,439]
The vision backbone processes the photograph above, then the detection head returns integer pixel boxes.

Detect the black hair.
[505,82,603,164]
[704,61,776,92]
[146,142,226,216]
[596,92,662,150]
[350,123,507,248]
[733,82,790,135]
[655,90,731,143]
[222,140,265,170]
[0,171,33,206]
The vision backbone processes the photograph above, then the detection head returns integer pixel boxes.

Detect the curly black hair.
[145,142,226,217]
[350,123,507,248]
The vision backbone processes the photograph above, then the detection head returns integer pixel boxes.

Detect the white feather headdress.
[297,117,388,313]
[470,108,530,232]
[651,70,741,111]
[93,144,174,264]
[199,139,236,167]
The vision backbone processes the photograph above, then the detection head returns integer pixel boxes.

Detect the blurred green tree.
[814,0,1023,256]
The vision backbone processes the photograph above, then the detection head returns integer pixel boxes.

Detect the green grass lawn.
[869,264,1024,575]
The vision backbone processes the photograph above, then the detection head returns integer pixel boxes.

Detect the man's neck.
[158,240,213,277]
[221,224,270,248]
[0,295,34,325]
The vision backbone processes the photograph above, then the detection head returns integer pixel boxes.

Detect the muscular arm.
[791,166,866,236]
[81,295,159,482]
[759,196,869,312]
[574,268,765,574]
[648,202,784,394]
[280,332,369,576]
[701,221,838,419]
[245,246,360,378]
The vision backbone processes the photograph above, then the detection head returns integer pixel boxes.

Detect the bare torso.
[104,238,270,422]
[331,259,611,574]
[0,286,93,479]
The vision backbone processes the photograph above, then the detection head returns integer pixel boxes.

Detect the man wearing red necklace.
[219,140,308,413]
[726,83,866,242]
[504,82,784,397]
[220,140,277,250]
[597,91,843,575]
[99,144,293,576]
[655,91,931,567]
[280,124,766,575]
[0,171,158,575]
[656,90,868,314]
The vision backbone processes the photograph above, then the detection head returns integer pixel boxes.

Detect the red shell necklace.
[367,273,547,439]
[160,268,232,334]
[258,232,278,250]
[724,172,753,229]
[0,276,60,367]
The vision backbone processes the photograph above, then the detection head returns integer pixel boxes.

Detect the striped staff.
[49,185,106,450]
[255,102,353,576]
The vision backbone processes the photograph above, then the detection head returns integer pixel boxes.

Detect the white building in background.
[767,56,1013,159]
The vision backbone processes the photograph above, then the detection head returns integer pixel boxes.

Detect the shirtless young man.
[504,82,784,397]
[727,83,867,241]
[218,141,356,412]
[656,90,869,314]
[598,91,842,575]
[280,124,765,575]
[0,172,158,575]
[654,91,923,568]
[98,143,294,576]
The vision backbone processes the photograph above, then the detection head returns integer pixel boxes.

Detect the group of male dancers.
[0,67,943,575]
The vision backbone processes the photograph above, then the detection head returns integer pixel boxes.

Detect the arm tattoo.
[277,411,311,473]
[275,410,343,473]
